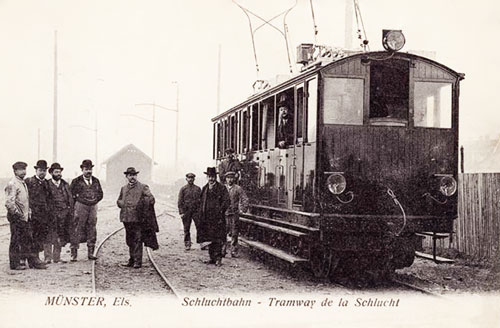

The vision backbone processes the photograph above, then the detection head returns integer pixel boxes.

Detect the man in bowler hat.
[25,160,51,263]
[5,162,47,269]
[69,159,103,261]
[178,172,201,250]
[117,167,156,268]
[45,163,73,263]
[198,167,230,266]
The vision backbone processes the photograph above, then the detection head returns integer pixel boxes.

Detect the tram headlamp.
[327,173,347,195]
[439,176,457,196]
[382,30,405,52]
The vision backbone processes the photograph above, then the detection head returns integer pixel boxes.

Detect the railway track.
[91,209,180,297]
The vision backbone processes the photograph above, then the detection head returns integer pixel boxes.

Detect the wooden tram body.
[212,49,463,277]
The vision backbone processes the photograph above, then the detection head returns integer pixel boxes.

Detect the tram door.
[291,79,317,210]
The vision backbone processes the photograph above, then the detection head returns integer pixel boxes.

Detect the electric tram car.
[212,30,464,277]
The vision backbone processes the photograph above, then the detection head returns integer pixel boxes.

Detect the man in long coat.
[69,159,104,261]
[45,163,73,263]
[25,160,50,262]
[117,167,156,268]
[198,167,230,266]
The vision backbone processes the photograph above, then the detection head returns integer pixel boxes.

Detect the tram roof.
[212,51,464,122]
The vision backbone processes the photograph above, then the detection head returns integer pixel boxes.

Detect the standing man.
[45,163,73,263]
[69,159,103,261]
[218,148,242,183]
[25,160,50,263]
[223,172,249,258]
[5,162,46,270]
[117,167,155,268]
[198,167,230,266]
[177,173,201,251]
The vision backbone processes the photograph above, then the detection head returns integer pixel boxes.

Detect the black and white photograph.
[0,0,499,327]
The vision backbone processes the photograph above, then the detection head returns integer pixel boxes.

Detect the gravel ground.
[0,194,498,296]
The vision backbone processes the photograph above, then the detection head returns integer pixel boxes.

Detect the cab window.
[369,59,409,126]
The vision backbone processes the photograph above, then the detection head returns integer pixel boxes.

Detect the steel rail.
[391,278,444,298]
[146,247,179,297]
[91,226,124,294]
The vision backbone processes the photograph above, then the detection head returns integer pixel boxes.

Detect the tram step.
[239,217,307,238]
[240,213,319,234]
[415,232,450,239]
[415,251,455,263]
[239,236,308,264]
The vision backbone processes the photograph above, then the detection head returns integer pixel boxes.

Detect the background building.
[101,144,153,191]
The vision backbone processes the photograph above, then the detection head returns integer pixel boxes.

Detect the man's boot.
[88,246,98,260]
[70,248,78,262]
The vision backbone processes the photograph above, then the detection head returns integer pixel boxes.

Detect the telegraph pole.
[37,128,41,159]
[53,30,58,162]
[173,82,179,172]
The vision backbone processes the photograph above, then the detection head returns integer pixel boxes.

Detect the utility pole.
[173,81,179,173]
[133,100,178,179]
[216,45,221,114]
[37,128,41,159]
[53,30,58,162]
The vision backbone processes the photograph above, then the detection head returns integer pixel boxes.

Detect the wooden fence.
[422,173,500,260]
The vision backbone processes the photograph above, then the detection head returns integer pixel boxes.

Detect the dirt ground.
[0,193,498,296]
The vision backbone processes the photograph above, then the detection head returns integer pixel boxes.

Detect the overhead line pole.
[53,30,58,162]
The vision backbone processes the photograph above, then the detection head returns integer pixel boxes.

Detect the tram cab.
[211,30,463,276]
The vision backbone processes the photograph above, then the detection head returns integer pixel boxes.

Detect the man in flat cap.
[25,160,51,263]
[117,167,156,268]
[177,173,201,250]
[218,148,242,184]
[223,171,249,258]
[198,167,230,266]
[5,162,46,269]
[45,163,73,263]
[69,159,103,261]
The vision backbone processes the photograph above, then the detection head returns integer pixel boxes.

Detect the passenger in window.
[277,99,293,148]
[218,148,242,183]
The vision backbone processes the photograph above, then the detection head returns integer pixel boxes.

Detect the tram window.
[414,82,452,128]
[242,110,249,152]
[230,115,237,151]
[260,100,275,150]
[306,78,317,142]
[369,59,409,124]
[276,89,294,148]
[296,87,304,143]
[323,78,363,125]
[251,104,259,150]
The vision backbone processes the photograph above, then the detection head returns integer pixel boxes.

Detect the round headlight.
[439,176,457,196]
[382,30,405,52]
[327,173,346,195]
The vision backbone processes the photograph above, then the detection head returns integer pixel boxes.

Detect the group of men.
[5,159,103,270]
[178,148,248,267]
[5,147,248,271]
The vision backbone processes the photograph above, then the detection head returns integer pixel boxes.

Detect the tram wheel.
[310,248,337,279]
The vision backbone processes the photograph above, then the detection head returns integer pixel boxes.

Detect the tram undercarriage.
[238,209,448,279]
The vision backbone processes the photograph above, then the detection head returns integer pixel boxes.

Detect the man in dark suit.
[117,167,155,268]
[45,163,73,263]
[69,159,104,261]
[25,160,50,263]
[198,167,230,266]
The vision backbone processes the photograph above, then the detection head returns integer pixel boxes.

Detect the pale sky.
[0,0,499,180]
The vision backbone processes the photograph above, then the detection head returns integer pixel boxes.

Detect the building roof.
[101,144,154,165]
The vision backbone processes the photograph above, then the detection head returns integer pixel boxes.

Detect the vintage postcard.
[0,1,499,327]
